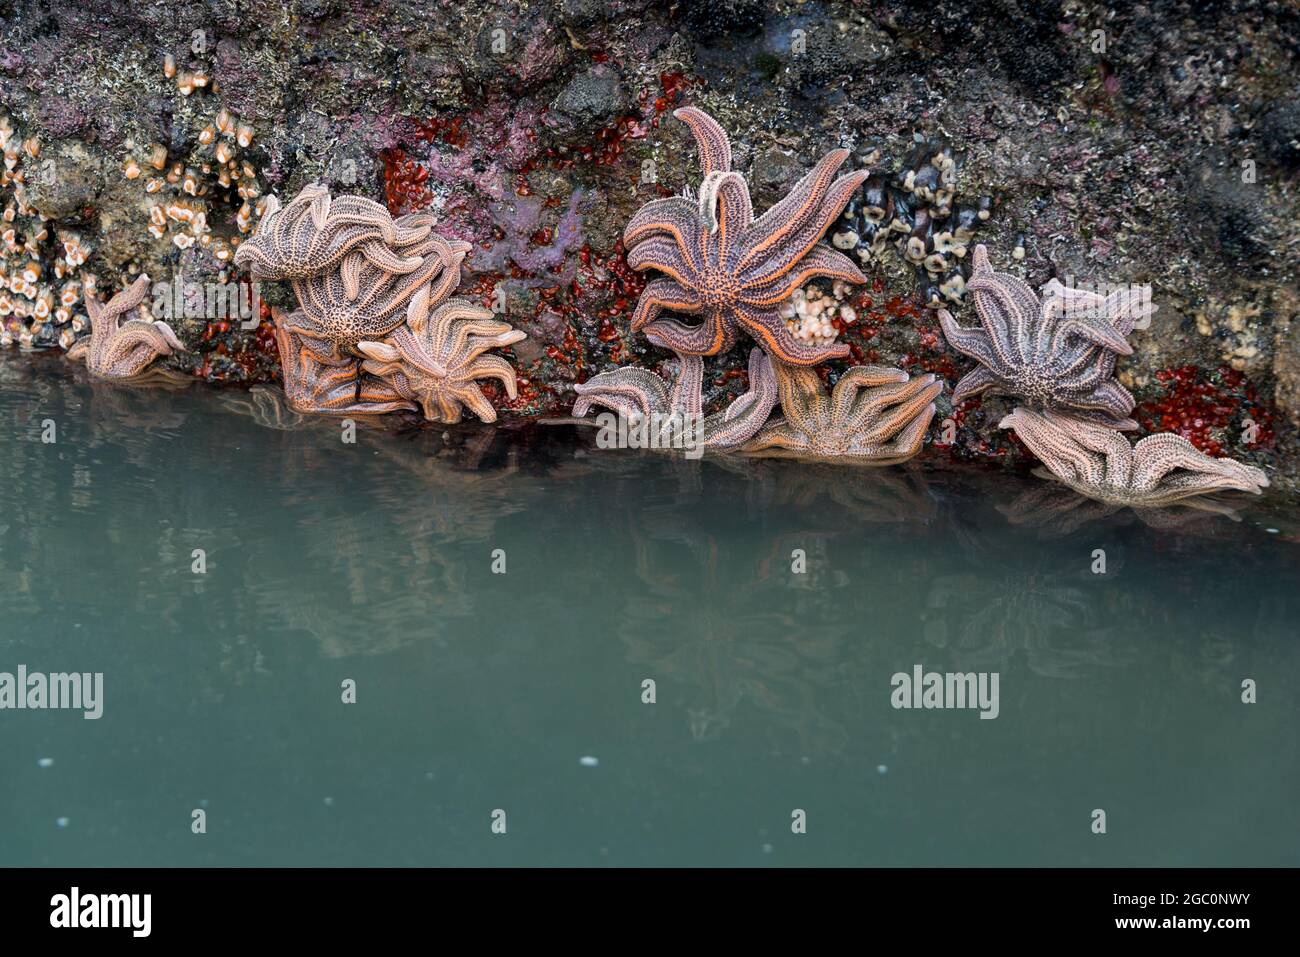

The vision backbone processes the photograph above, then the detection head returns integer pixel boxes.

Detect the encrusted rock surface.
[1,0,1296,488]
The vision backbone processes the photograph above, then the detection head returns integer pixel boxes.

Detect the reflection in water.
[2,354,1299,866]
[1001,474,1258,540]
[218,385,306,431]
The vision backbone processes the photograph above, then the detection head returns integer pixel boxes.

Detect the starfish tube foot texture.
[1000,407,1269,507]
[937,244,1153,428]
[356,296,526,424]
[66,274,187,380]
[273,309,416,416]
[742,359,942,464]
[624,107,867,366]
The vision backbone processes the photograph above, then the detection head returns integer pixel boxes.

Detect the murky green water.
[1,354,1297,867]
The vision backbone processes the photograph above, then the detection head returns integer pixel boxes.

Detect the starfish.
[235,185,472,358]
[283,226,470,357]
[937,244,1154,428]
[272,308,415,416]
[66,274,187,380]
[355,296,526,423]
[233,184,432,286]
[572,346,779,450]
[741,360,942,464]
[623,106,868,366]
[1000,407,1269,506]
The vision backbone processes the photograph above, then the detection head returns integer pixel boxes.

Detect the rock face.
[0,0,1296,487]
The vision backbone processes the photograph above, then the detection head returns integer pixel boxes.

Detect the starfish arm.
[457,328,526,367]
[739,244,866,307]
[733,303,849,366]
[623,197,704,269]
[307,188,332,230]
[629,277,701,332]
[356,339,404,363]
[937,308,1003,371]
[392,215,434,246]
[673,107,732,175]
[696,172,754,264]
[95,275,153,329]
[455,383,500,423]
[740,418,807,454]
[365,255,455,336]
[849,374,942,437]
[829,365,909,424]
[463,354,521,400]
[1099,286,1156,330]
[114,320,183,359]
[738,167,870,281]
[949,365,1003,405]
[1051,317,1134,356]
[1043,411,1135,487]
[573,367,672,419]
[1131,433,1269,495]
[999,407,1103,486]
[858,401,937,464]
[703,348,779,447]
[1070,380,1136,423]
[626,237,700,289]
[340,252,365,301]
[643,312,736,357]
[666,352,705,417]
[767,361,827,436]
[738,149,857,272]
[967,269,1041,367]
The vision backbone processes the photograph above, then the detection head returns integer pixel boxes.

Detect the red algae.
[1138,364,1276,456]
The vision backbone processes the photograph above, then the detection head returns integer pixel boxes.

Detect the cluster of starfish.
[62,115,1271,511]
[233,185,525,421]
[939,245,1267,507]
[576,106,939,465]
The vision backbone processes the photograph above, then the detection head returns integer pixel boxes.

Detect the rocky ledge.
[1,0,1296,489]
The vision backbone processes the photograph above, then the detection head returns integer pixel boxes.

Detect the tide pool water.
[1,355,1297,866]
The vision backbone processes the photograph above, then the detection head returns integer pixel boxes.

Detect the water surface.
[1,355,1297,866]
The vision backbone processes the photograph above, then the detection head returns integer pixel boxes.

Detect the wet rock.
[23,139,106,219]
[1184,160,1269,268]
[1256,90,1300,171]
[749,146,805,208]
[549,65,629,138]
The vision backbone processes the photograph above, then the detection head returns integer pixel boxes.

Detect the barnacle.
[835,137,993,307]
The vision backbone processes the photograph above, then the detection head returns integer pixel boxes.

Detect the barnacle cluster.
[236,184,526,421]
[119,57,269,268]
[1,114,93,351]
[779,279,858,349]
[833,138,994,308]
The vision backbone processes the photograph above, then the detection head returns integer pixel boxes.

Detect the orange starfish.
[624,107,867,366]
